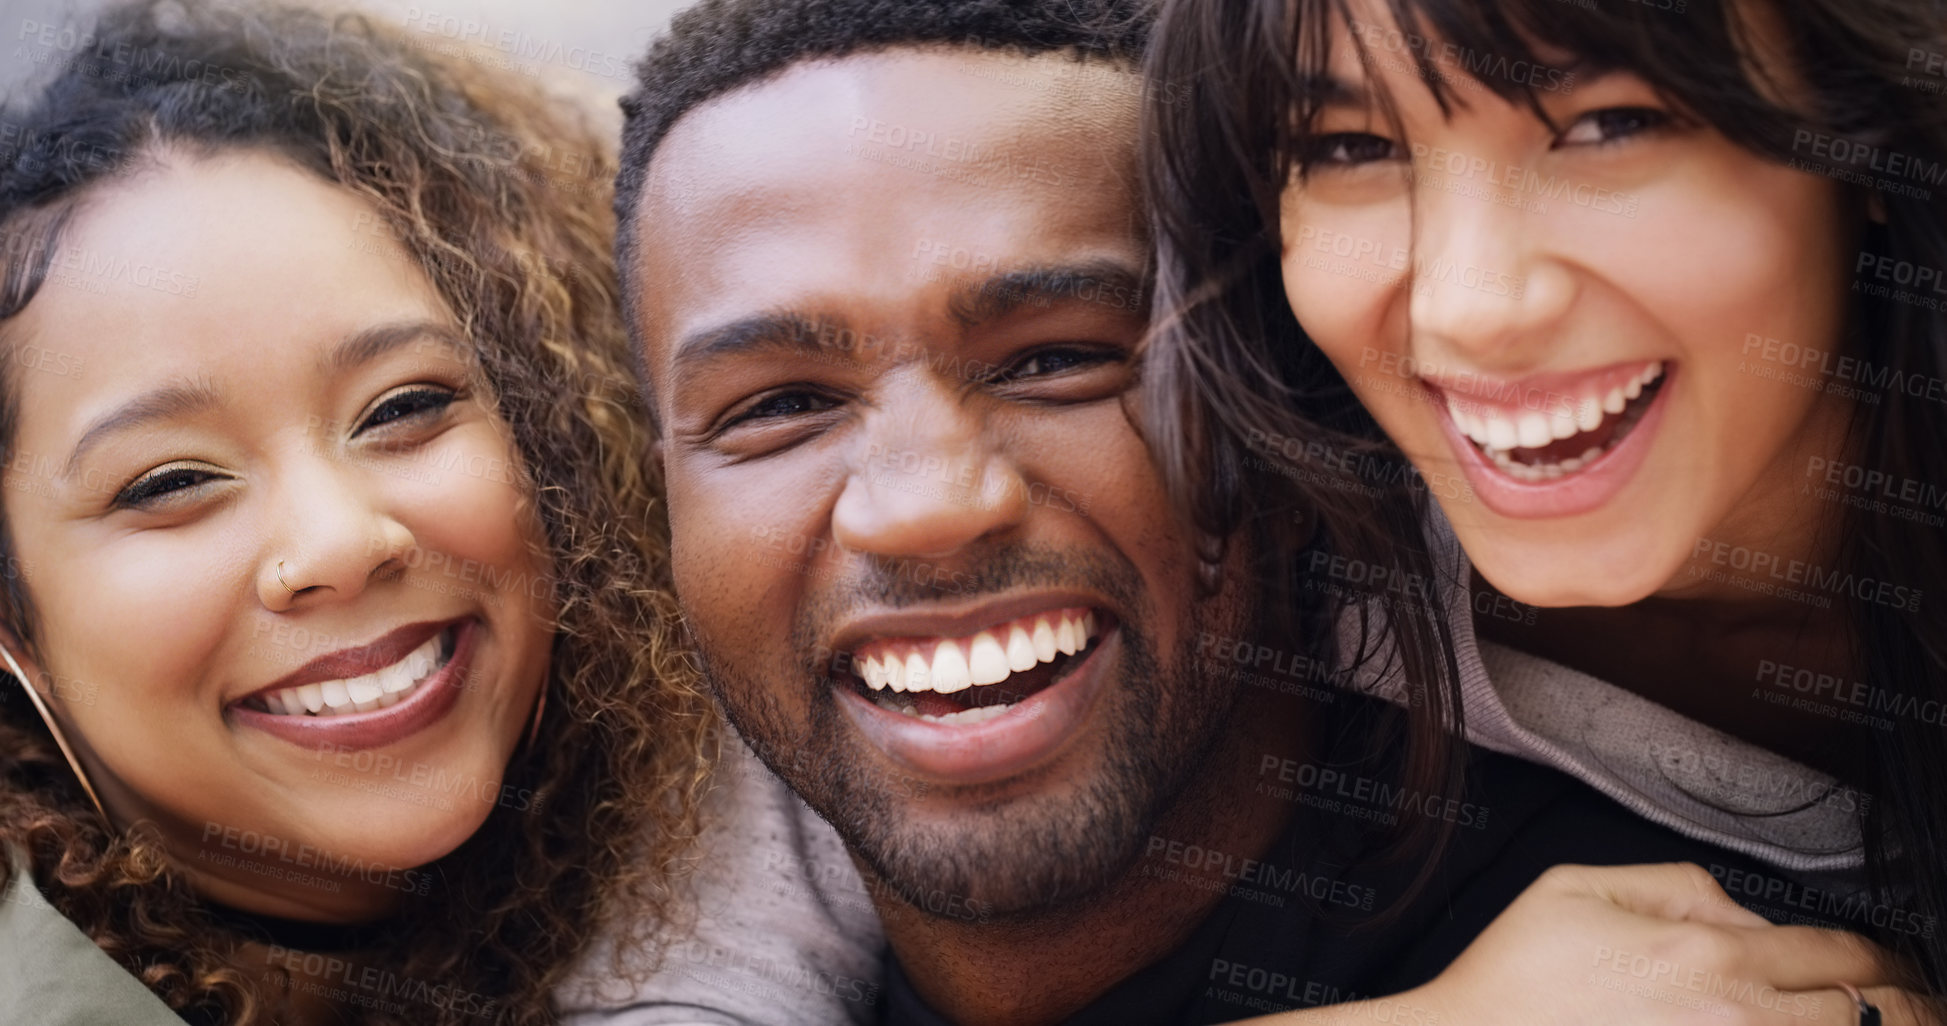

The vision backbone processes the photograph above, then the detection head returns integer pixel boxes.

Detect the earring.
[0,642,109,824]
[525,683,547,750]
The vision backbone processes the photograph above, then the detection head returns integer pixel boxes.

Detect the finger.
[1552,862,1771,928]
[1730,925,1898,992]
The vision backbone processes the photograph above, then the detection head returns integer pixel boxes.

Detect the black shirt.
[878,697,1873,1025]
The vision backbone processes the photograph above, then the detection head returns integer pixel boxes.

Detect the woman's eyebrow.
[64,377,222,478]
[319,319,468,372]
[1310,74,1371,109]
[64,320,467,477]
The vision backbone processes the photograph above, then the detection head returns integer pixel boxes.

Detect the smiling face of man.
[631,48,1261,917]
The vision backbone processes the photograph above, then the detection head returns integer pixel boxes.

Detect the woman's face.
[1279,3,1859,606]
[3,151,554,921]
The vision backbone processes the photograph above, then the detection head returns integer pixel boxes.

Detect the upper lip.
[826,591,1113,660]
[240,618,459,702]
[1419,359,1664,408]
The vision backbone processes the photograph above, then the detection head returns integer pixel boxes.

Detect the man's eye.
[994,347,1117,383]
[113,465,223,509]
[726,390,838,427]
[1300,132,1401,169]
[1555,107,1670,148]
[356,387,458,435]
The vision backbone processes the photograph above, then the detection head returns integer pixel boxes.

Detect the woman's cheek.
[404,427,539,581]
[1280,194,1413,360]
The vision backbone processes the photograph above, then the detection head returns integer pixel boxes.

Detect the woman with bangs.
[1144,0,1947,1021]
[0,1,712,1023]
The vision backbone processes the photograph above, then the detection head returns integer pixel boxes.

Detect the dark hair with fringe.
[1144,0,1947,990]
[0,2,717,1023]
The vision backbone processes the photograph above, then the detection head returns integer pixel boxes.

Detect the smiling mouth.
[843,607,1105,725]
[1439,361,1666,483]
[246,626,459,717]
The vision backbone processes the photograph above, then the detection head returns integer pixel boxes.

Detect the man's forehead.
[631,47,1146,370]
[636,47,1141,234]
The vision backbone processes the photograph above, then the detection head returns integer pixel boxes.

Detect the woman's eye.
[356,387,458,434]
[113,465,222,509]
[1556,107,1670,148]
[725,390,838,427]
[1301,132,1401,169]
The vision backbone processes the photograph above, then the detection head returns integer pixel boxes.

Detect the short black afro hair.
[614,0,1154,297]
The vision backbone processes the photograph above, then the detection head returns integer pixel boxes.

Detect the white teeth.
[1515,412,1551,449]
[1005,625,1038,672]
[392,651,428,692]
[347,673,384,705]
[1446,361,1666,480]
[380,661,413,696]
[321,679,351,708]
[1485,415,1518,451]
[1575,398,1604,433]
[968,631,1010,686]
[1031,618,1057,662]
[255,631,449,718]
[931,640,973,694]
[852,609,1103,708]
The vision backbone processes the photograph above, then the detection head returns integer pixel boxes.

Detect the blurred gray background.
[0,0,695,131]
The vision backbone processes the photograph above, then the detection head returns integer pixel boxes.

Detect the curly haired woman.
[0,2,715,1023]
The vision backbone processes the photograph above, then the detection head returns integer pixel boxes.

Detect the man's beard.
[693,544,1252,921]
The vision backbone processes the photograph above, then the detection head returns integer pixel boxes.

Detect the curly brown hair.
[0,2,715,1023]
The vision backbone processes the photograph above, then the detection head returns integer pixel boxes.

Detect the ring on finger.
[1838,981,1882,1026]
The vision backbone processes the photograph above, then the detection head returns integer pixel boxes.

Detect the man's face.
[634,49,1255,917]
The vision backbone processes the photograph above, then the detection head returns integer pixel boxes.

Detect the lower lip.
[231,620,477,752]
[1434,369,1675,520]
[835,625,1118,787]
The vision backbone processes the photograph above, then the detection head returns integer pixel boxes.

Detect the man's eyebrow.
[672,310,851,371]
[948,261,1149,328]
[320,320,468,373]
[64,378,222,478]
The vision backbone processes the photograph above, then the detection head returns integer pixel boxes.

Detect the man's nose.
[830,386,1028,559]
